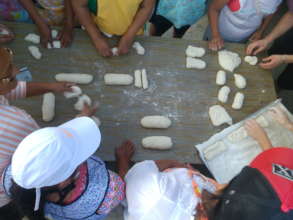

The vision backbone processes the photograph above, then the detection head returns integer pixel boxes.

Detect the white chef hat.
[11,116,101,211]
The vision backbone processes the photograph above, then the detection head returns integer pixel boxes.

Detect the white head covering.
[11,117,101,210]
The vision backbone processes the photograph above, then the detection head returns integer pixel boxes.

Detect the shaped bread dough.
[142,136,173,150]
[132,41,145,55]
[55,73,93,84]
[232,92,244,109]
[104,74,133,85]
[47,43,52,49]
[134,69,142,88]
[51,29,58,38]
[244,56,258,65]
[227,127,247,142]
[256,115,269,127]
[216,70,226,85]
[209,105,232,126]
[24,33,40,44]
[74,94,92,111]
[185,45,205,57]
[203,141,227,161]
[91,116,101,127]
[0,29,9,35]
[141,69,148,89]
[218,86,231,103]
[218,50,241,72]
[63,86,82,99]
[28,46,42,59]
[141,116,171,128]
[234,74,246,89]
[42,93,55,122]
[53,41,61,48]
[186,57,206,69]
[111,47,118,56]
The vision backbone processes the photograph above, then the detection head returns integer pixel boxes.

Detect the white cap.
[11,116,101,189]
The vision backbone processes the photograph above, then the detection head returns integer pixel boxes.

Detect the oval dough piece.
[51,29,58,38]
[74,94,92,111]
[218,50,241,72]
[244,56,258,65]
[186,57,206,69]
[42,93,55,122]
[218,86,231,103]
[209,105,232,126]
[24,33,40,44]
[185,45,205,57]
[28,46,42,60]
[141,69,148,89]
[132,41,145,55]
[232,92,244,110]
[216,70,226,85]
[142,136,173,150]
[141,116,171,128]
[64,86,82,99]
[104,74,133,85]
[234,74,246,89]
[55,73,93,84]
[111,47,118,56]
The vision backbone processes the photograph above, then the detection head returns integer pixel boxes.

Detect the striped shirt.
[0,81,39,207]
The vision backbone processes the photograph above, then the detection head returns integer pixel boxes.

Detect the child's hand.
[58,24,74,48]
[77,103,98,117]
[37,22,53,48]
[259,55,284,69]
[95,37,112,57]
[50,82,75,93]
[249,30,263,42]
[117,35,133,55]
[269,107,292,129]
[208,37,224,51]
[0,24,14,43]
[244,119,267,142]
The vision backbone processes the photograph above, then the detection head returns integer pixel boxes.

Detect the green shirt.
[88,0,97,14]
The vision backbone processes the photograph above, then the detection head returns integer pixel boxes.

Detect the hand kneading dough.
[104,74,134,85]
[134,70,142,88]
[255,115,269,127]
[218,50,241,72]
[142,136,173,150]
[132,42,145,55]
[232,92,244,109]
[55,73,93,84]
[42,93,55,122]
[209,105,232,126]
[216,70,226,85]
[218,86,231,103]
[234,74,246,89]
[141,69,148,89]
[186,57,206,69]
[203,141,227,160]
[25,33,40,44]
[74,94,92,111]
[227,127,247,142]
[64,86,82,98]
[141,116,171,128]
[185,45,205,57]
[28,46,42,59]
[244,56,258,65]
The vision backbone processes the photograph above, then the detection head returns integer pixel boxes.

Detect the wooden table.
[5,22,276,163]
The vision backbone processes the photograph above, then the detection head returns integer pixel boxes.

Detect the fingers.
[262,56,272,62]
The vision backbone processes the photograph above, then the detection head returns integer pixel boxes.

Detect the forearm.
[255,135,273,151]
[265,11,293,43]
[257,14,273,34]
[27,82,55,97]
[208,7,221,39]
[281,54,293,64]
[64,0,74,26]
[155,160,177,172]
[18,0,45,26]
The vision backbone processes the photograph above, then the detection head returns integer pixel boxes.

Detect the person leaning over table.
[123,107,293,220]
[247,1,293,92]
[71,0,155,57]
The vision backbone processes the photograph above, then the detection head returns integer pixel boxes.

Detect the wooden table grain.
[4,22,276,163]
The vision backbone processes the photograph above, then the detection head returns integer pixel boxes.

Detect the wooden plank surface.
[4,22,276,163]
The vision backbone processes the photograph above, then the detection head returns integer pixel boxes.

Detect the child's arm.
[117,0,155,55]
[208,0,229,51]
[245,119,273,151]
[18,0,52,47]
[71,0,112,57]
[26,82,73,97]
[249,14,274,42]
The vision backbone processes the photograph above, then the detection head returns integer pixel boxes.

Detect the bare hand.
[249,30,263,42]
[57,24,74,48]
[246,39,269,55]
[269,107,292,129]
[50,82,75,93]
[259,55,284,69]
[115,140,135,161]
[95,37,112,57]
[244,119,268,142]
[37,22,52,48]
[0,24,14,43]
[117,35,133,55]
[208,37,224,51]
[77,103,98,117]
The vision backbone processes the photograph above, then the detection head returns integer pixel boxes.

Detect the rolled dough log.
[142,136,173,150]
[132,41,145,55]
[234,74,246,89]
[141,69,148,89]
[185,45,205,57]
[24,33,40,44]
[140,116,171,128]
[55,73,93,84]
[134,70,142,88]
[244,56,258,65]
[232,92,244,109]
[209,105,233,126]
[42,93,55,122]
[227,127,247,142]
[216,70,226,85]
[218,50,241,72]
[218,86,231,103]
[104,74,133,85]
[186,57,206,69]
[74,94,92,111]
[63,86,82,99]
[203,141,227,160]
[28,46,42,59]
